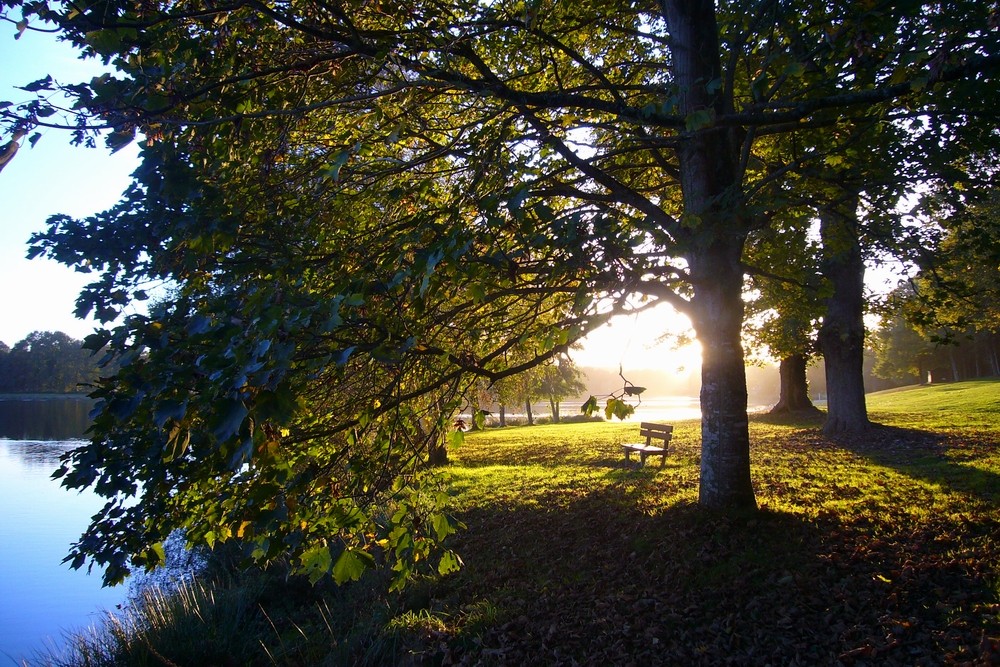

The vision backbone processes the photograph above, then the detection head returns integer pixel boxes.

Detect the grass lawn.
[64,380,1000,666]
[412,380,1000,665]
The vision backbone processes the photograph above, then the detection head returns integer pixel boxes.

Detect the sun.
[572,303,701,375]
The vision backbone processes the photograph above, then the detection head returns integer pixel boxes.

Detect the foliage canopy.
[2,0,998,584]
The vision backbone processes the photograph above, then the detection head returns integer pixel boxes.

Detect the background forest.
[0,331,105,394]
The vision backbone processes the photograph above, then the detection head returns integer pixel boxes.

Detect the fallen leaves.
[403,419,1000,666]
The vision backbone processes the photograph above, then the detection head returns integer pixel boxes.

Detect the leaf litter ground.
[392,392,1000,666]
[79,383,1000,666]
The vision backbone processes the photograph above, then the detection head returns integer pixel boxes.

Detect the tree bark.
[818,195,871,435]
[770,354,821,415]
[427,436,449,466]
[415,407,450,467]
[498,404,506,428]
[525,399,534,426]
[690,250,756,509]
[664,0,755,510]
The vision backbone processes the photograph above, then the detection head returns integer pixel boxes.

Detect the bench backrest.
[639,422,673,443]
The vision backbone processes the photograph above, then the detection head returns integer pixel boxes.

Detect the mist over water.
[561,395,704,422]
[489,395,770,425]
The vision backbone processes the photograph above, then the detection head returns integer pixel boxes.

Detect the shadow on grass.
[754,408,1000,503]
[828,424,1000,503]
[424,479,1000,666]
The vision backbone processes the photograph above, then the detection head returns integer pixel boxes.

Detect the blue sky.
[0,27,139,347]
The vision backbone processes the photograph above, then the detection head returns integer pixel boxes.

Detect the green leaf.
[332,346,356,366]
[507,184,529,217]
[572,286,592,314]
[449,429,465,448]
[332,547,374,584]
[300,544,332,584]
[228,438,254,469]
[165,424,191,461]
[784,62,806,78]
[212,399,248,441]
[154,399,187,428]
[468,283,487,303]
[580,396,599,416]
[85,30,122,56]
[751,71,770,101]
[432,512,456,541]
[19,75,54,92]
[187,314,212,335]
[685,109,714,132]
[326,150,350,181]
[438,550,463,575]
[604,398,635,421]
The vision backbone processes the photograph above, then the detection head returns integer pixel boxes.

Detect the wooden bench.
[622,422,673,466]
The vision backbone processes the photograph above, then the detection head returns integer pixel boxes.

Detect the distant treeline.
[0,331,105,394]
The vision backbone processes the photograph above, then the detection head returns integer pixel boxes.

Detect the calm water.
[560,395,705,422]
[0,398,127,665]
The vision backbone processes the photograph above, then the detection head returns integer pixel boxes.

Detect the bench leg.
[639,451,647,465]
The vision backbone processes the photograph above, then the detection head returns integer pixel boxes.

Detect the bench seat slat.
[622,422,673,466]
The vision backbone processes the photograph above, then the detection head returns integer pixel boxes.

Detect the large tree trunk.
[770,354,820,415]
[416,408,449,467]
[524,399,534,426]
[665,0,755,510]
[818,196,871,435]
[690,250,756,509]
[427,436,449,466]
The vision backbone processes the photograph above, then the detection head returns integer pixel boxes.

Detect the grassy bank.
[59,380,1000,665]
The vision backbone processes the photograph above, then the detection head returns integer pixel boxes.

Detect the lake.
[499,395,768,424]
[560,395,705,422]
[0,397,127,665]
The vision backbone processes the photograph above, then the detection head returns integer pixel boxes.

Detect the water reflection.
[3,439,80,470]
[0,398,126,665]
[0,396,93,441]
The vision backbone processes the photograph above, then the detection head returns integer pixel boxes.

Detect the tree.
[4,0,998,583]
[539,356,587,423]
[872,300,937,384]
[744,5,1000,433]
[879,192,1000,381]
[0,331,100,393]
[912,194,1000,337]
[744,197,824,415]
